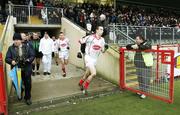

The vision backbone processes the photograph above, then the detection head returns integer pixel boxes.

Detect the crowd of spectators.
[2,0,180,30]
[11,0,62,24]
[62,2,180,32]
[0,6,7,24]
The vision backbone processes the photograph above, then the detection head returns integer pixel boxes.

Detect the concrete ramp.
[8,62,116,114]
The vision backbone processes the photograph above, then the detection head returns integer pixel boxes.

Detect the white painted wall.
[1,16,15,95]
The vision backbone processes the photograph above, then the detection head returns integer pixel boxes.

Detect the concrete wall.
[61,17,120,84]
[61,17,86,69]
[1,16,15,95]
[96,48,119,84]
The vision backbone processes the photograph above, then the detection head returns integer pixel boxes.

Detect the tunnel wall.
[1,16,16,95]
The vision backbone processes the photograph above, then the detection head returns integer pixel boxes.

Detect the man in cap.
[5,33,35,105]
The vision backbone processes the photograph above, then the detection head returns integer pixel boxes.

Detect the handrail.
[11,4,63,10]
[10,4,63,25]
[114,26,136,43]
[109,45,120,54]
[109,24,176,29]
[63,17,87,32]
[0,16,10,52]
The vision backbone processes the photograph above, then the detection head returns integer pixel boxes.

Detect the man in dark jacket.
[5,33,35,105]
[126,35,153,99]
[31,32,42,76]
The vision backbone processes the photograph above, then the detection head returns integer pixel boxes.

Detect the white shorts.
[59,51,69,60]
[85,55,97,68]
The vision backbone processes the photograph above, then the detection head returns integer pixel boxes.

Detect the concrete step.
[126,68,136,73]
[8,62,117,115]
[126,75,137,81]
[126,81,138,87]
[0,24,4,39]
[8,76,117,115]
[29,16,43,24]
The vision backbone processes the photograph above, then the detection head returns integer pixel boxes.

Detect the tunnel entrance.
[14,25,61,38]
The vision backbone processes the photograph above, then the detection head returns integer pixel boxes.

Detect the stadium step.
[8,77,117,115]
[29,16,43,24]
[0,24,4,39]
[8,63,117,115]
[125,57,138,87]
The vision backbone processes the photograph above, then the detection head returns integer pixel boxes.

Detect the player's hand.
[77,52,82,58]
[25,59,30,63]
[131,44,138,49]
[12,60,17,65]
[104,44,109,50]
[58,47,61,51]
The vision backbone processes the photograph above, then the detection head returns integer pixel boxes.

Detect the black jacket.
[5,43,35,71]
[126,40,151,68]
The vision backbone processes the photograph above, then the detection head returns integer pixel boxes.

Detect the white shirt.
[29,0,33,6]
[39,37,53,55]
[80,34,105,60]
[56,38,69,52]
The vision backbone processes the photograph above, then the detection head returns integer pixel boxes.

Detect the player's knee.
[91,72,96,77]
[64,60,68,64]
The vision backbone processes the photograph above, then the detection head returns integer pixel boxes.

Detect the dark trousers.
[136,66,151,92]
[21,70,32,100]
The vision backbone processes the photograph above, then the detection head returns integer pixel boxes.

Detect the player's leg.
[36,58,41,75]
[78,67,90,90]
[59,52,65,77]
[62,52,69,77]
[55,52,59,65]
[83,64,96,95]
[32,59,36,76]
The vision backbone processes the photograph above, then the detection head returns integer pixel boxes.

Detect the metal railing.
[108,24,180,46]
[9,4,63,25]
[120,48,175,103]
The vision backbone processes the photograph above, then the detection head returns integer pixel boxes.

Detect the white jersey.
[56,38,70,52]
[80,34,105,60]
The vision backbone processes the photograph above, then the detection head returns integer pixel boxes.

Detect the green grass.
[32,80,180,115]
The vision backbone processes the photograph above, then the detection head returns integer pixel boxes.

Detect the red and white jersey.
[80,34,105,60]
[56,38,69,52]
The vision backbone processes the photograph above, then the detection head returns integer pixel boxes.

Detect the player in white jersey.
[56,32,70,77]
[78,26,109,95]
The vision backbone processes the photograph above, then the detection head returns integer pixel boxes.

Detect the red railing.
[0,53,8,115]
[120,48,174,103]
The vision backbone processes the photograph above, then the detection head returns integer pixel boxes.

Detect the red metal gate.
[0,53,8,115]
[120,48,174,103]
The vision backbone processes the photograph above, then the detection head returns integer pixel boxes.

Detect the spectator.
[5,33,35,105]
[126,35,153,99]
[31,32,42,76]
